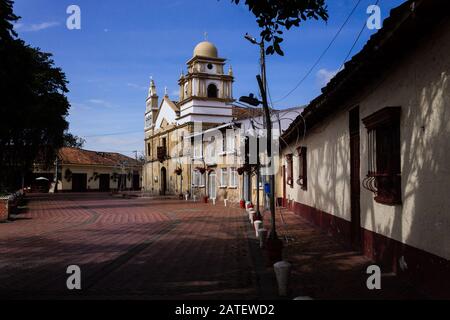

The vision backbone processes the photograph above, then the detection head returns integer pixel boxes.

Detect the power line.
[273,0,364,103]
[338,0,381,72]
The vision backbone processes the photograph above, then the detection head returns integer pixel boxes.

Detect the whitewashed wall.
[280,19,450,260]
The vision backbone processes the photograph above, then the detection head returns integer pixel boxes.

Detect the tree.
[0,0,70,191]
[0,0,18,42]
[63,132,86,148]
[230,0,329,55]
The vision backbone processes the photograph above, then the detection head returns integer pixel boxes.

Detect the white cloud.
[14,21,60,32]
[127,83,147,91]
[316,68,338,87]
[70,102,92,111]
[88,99,115,108]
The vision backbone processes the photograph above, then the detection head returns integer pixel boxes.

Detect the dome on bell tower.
[193,41,218,58]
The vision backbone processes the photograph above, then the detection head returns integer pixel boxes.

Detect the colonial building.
[279,0,449,298]
[143,40,304,205]
[32,147,142,192]
[236,106,304,207]
[143,41,236,197]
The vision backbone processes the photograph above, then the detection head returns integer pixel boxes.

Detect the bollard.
[224,199,228,207]
[248,209,256,221]
[212,198,216,205]
[254,220,263,237]
[293,296,313,300]
[185,194,189,201]
[258,228,267,248]
[274,261,292,297]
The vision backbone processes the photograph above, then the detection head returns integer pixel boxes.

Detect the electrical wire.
[273,0,364,103]
[338,0,381,72]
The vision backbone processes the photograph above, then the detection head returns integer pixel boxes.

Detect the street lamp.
[239,93,260,107]
[244,33,258,45]
[240,32,283,262]
[244,33,267,89]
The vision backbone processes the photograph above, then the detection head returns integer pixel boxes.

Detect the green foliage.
[0,0,18,42]
[63,132,86,148]
[230,0,329,55]
[64,169,72,182]
[0,0,70,191]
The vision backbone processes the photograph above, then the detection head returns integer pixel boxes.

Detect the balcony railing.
[157,146,167,163]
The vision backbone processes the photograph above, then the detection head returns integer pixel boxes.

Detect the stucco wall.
[359,20,450,260]
[60,165,142,191]
[280,20,450,260]
[282,110,351,222]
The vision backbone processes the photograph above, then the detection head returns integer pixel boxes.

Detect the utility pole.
[257,75,278,240]
[254,35,278,241]
[243,33,282,262]
[250,120,261,220]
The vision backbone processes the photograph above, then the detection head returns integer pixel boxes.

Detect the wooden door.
[72,173,87,192]
[99,174,110,192]
[209,172,216,199]
[349,107,361,249]
[160,167,167,195]
[132,174,140,191]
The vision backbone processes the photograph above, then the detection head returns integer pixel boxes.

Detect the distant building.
[33,147,142,192]
[142,41,302,204]
[143,41,236,197]
[279,0,450,298]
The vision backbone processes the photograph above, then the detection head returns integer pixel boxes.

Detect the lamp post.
[244,33,265,221]
[241,33,283,263]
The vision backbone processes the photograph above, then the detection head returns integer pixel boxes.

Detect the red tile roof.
[58,147,141,167]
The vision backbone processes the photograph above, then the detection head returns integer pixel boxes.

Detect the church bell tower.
[145,78,159,131]
[177,41,234,124]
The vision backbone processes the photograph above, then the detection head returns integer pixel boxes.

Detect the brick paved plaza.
[0,194,268,299]
[0,194,420,300]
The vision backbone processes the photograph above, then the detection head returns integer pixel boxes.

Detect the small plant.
[64,169,72,182]
[110,172,119,182]
[89,172,100,182]
[237,164,251,175]
[174,167,182,176]
[196,167,206,174]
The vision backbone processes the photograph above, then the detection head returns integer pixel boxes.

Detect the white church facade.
[143,41,240,200]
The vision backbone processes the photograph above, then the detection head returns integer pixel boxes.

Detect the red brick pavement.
[0,194,265,300]
[259,207,426,300]
[0,194,424,300]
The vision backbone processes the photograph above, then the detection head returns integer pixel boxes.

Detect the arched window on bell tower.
[207,83,218,98]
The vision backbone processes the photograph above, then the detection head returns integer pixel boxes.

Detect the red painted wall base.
[279,198,450,299]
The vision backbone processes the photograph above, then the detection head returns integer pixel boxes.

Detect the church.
[143,40,304,205]
[143,41,241,201]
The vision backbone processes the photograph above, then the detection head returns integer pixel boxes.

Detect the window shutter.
[362,107,401,205]
[286,154,293,187]
[297,147,307,191]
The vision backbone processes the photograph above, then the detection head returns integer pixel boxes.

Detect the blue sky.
[12,0,405,157]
